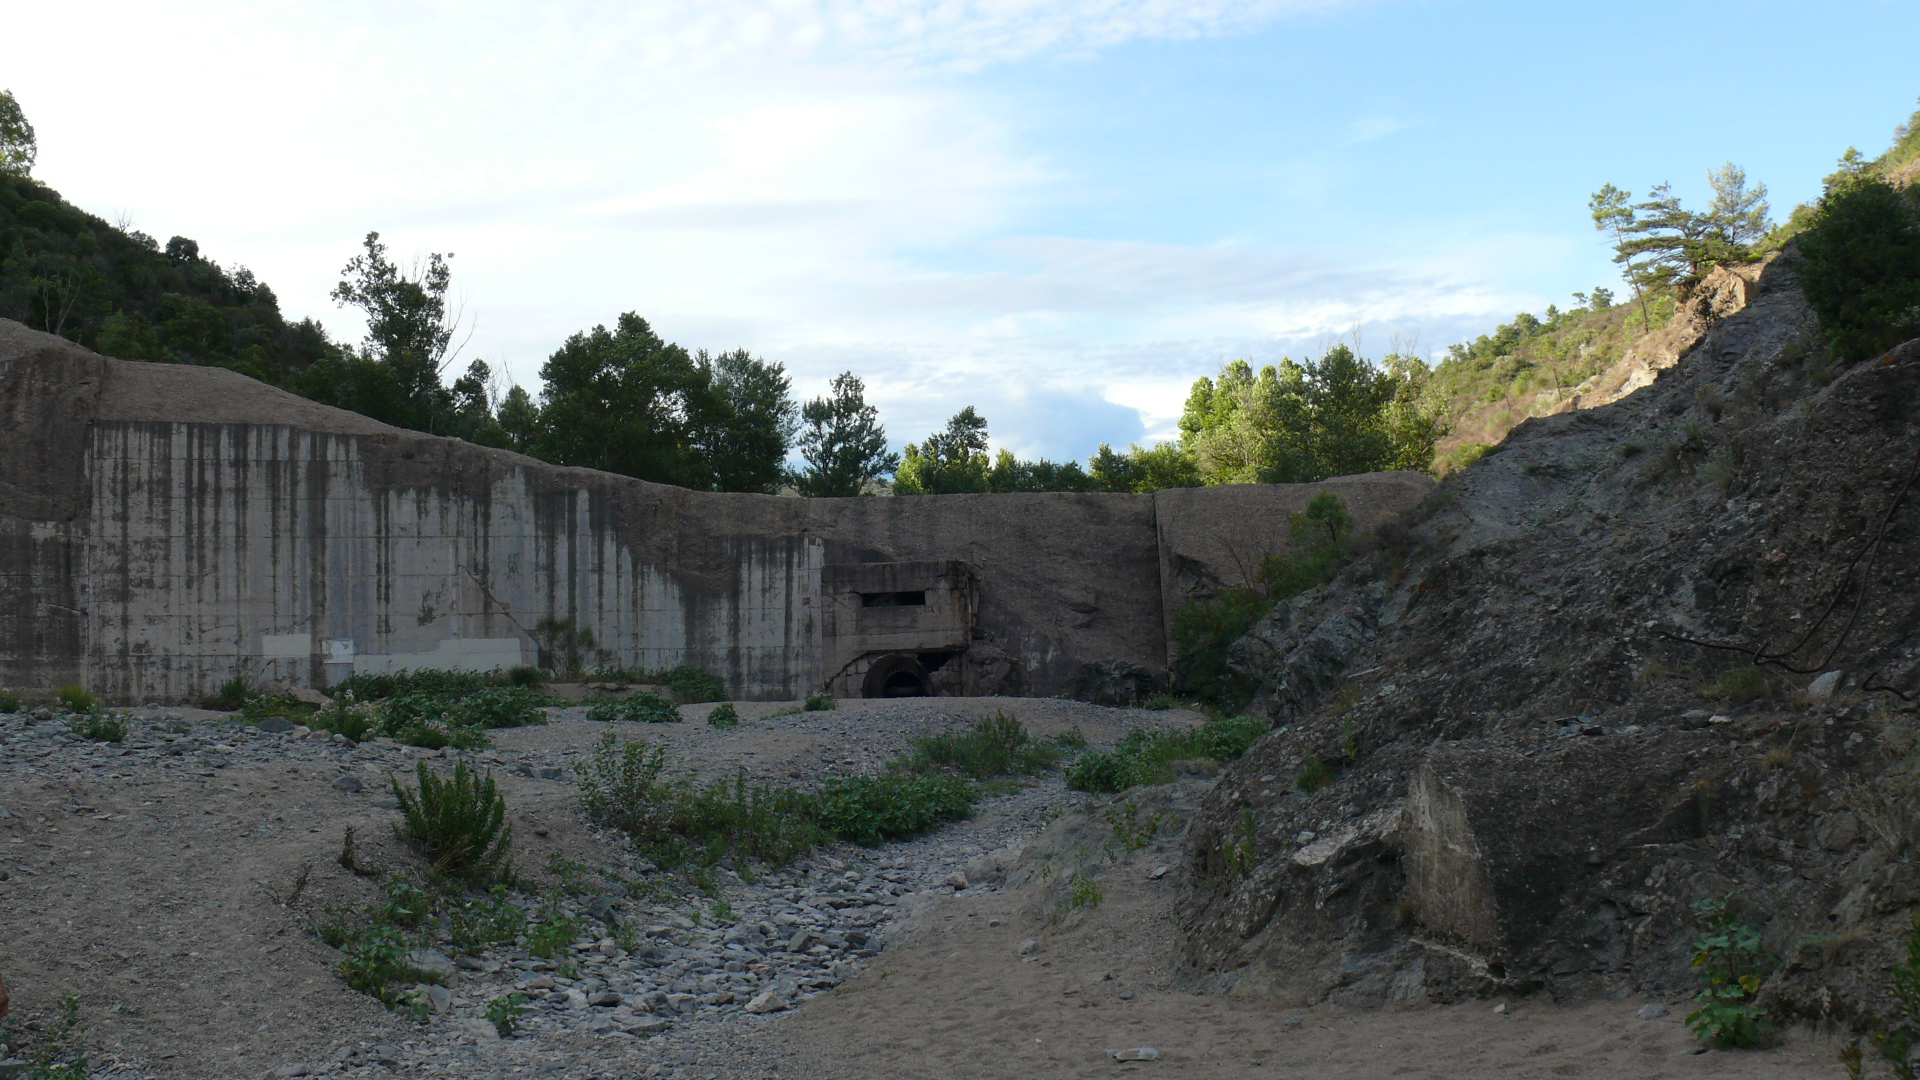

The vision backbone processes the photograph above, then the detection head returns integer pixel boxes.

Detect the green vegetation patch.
[906,712,1060,779]
[585,693,680,724]
[392,760,513,884]
[1066,713,1268,794]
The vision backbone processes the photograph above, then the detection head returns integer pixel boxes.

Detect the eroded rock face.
[1181,257,1920,1024]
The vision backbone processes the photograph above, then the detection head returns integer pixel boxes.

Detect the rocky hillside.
[1177,251,1920,1027]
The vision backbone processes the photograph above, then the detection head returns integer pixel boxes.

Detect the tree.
[985,449,1095,493]
[330,232,462,431]
[1798,175,1920,362]
[494,384,541,454]
[0,90,34,177]
[1088,441,1202,493]
[1591,183,1654,328]
[792,372,897,497]
[698,349,798,493]
[534,312,722,488]
[1705,163,1771,249]
[892,407,991,495]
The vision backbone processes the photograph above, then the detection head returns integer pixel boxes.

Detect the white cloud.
[14,0,1551,463]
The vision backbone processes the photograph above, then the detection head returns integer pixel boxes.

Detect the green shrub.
[525,894,583,961]
[204,674,253,711]
[445,886,527,954]
[306,694,382,742]
[506,665,547,687]
[1143,693,1180,711]
[334,668,498,701]
[1849,912,1920,1078]
[0,992,90,1076]
[1104,798,1161,853]
[1052,726,1088,751]
[70,713,126,743]
[239,691,315,727]
[707,702,741,729]
[55,685,97,713]
[654,665,726,703]
[486,993,528,1038]
[1295,753,1334,793]
[586,693,680,724]
[389,718,491,751]
[1704,665,1770,705]
[1684,895,1776,1049]
[1052,871,1103,921]
[0,688,18,713]
[908,713,1059,778]
[392,760,513,883]
[815,774,974,847]
[1798,176,1920,363]
[385,686,549,731]
[575,733,825,866]
[804,693,836,711]
[1066,713,1270,793]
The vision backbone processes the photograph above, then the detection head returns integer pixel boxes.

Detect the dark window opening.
[861,590,927,608]
[919,651,954,673]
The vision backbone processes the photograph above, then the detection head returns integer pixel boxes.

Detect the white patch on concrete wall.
[352,637,524,676]
[260,633,311,658]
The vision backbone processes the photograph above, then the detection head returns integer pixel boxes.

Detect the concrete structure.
[0,321,1436,703]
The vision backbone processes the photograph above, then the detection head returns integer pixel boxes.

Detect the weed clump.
[815,774,974,847]
[0,992,90,1076]
[585,693,680,724]
[575,733,826,866]
[0,688,19,713]
[707,702,741,729]
[1703,664,1771,706]
[1295,753,1334,793]
[69,712,126,742]
[55,684,96,713]
[1066,713,1268,794]
[1052,872,1102,921]
[1684,895,1775,1049]
[804,693,836,711]
[392,760,513,883]
[907,713,1059,778]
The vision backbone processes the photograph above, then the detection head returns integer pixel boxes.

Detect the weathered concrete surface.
[0,319,1434,703]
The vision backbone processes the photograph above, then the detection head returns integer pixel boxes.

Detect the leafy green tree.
[1798,175,1920,362]
[494,384,541,454]
[1088,441,1201,493]
[698,348,797,493]
[792,372,898,497]
[533,312,723,488]
[893,406,991,495]
[985,449,1095,493]
[330,231,461,430]
[1591,183,1654,328]
[1596,167,1772,298]
[0,90,34,177]
[1705,163,1771,249]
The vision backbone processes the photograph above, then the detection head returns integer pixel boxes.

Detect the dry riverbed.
[0,696,1842,1079]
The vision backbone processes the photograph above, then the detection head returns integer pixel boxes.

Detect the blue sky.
[10,1,1918,461]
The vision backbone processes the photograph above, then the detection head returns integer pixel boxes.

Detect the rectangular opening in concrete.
[860,590,927,608]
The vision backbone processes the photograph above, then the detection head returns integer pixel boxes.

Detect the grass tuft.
[392,760,513,883]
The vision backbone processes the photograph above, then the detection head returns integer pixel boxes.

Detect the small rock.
[744,991,788,1015]
[1149,865,1169,880]
[405,949,457,983]
[1110,1047,1161,1061]
[588,990,622,1007]
[459,1018,500,1042]
[332,774,363,793]
[1169,759,1218,779]
[535,766,564,780]
[943,870,969,890]
[1283,1015,1302,1027]
[1016,939,1037,956]
[1708,715,1733,725]
[272,1066,312,1078]
[1638,1003,1670,1021]
[524,975,556,990]
[258,716,295,734]
[1808,670,1843,703]
[1492,1002,1509,1014]
[1119,990,1136,1000]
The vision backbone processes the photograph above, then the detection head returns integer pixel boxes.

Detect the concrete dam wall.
[0,320,1435,703]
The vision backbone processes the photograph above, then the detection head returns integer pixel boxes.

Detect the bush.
[392,760,513,883]
[586,693,680,724]
[653,665,726,704]
[1684,895,1775,1049]
[908,713,1059,778]
[307,694,382,742]
[486,993,528,1038]
[445,886,527,954]
[506,665,547,687]
[1066,713,1270,794]
[0,688,18,713]
[1847,912,1920,1077]
[804,693,836,711]
[707,702,741,729]
[576,734,824,865]
[385,686,549,731]
[204,674,252,711]
[70,713,126,743]
[815,774,975,847]
[55,685,96,713]
[333,668,497,701]
[525,894,584,961]
[1704,665,1770,706]
[1295,753,1334,793]
[0,992,90,1076]
[1798,176,1920,363]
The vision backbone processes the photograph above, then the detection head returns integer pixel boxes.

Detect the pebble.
[1637,1003,1670,1020]
[1111,1047,1161,1061]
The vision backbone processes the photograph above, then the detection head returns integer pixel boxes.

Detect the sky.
[9,0,1919,460]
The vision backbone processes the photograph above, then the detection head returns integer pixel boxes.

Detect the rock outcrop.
[1181,255,1920,1027]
